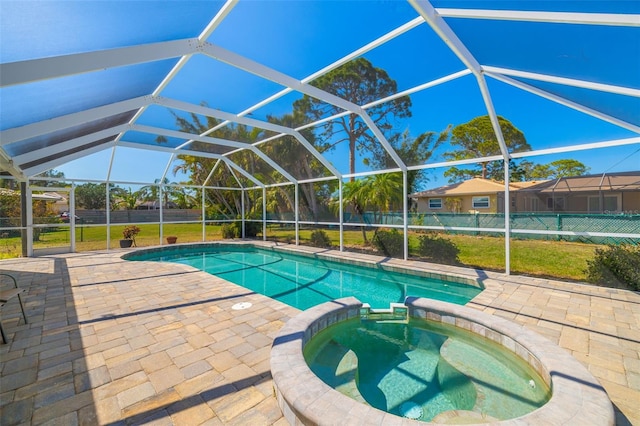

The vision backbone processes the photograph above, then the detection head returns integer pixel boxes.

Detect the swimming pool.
[125,244,482,310]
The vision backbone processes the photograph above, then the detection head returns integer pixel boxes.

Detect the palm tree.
[140,178,183,208]
[363,173,403,223]
[333,172,405,243]
[335,179,369,242]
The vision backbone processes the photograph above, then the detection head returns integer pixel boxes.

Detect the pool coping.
[270,296,615,425]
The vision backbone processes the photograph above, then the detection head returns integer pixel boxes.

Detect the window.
[547,197,565,211]
[472,196,490,209]
[588,195,619,213]
[428,198,442,209]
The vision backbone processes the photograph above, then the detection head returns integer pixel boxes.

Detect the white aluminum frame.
[1,0,638,276]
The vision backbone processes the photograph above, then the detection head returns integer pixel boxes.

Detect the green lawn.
[265,228,596,281]
[0,223,597,282]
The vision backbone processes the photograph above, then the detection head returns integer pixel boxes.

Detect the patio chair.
[0,273,28,344]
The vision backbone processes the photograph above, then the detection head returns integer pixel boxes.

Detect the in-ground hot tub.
[270,297,614,425]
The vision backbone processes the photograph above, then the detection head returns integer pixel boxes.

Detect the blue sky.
[2,1,638,189]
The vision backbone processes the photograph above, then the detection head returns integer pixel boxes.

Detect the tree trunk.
[354,204,368,244]
[301,162,319,221]
[300,184,318,222]
[349,114,356,181]
[276,187,295,219]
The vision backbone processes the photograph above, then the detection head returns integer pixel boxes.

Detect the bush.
[372,229,404,257]
[586,244,640,290]
[244,221,261,238]
[221,221,262,239]
[310,230,332,248]
[122,225,140,240]
[417,234,460,265]
[122,225,141,247]
[221,223,236,239]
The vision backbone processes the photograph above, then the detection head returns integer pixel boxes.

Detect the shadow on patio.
[0,252,299,425]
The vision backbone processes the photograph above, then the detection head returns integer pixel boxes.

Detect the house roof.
[409,177,548,198]
[522,171,640,193]
[0,188,64,201]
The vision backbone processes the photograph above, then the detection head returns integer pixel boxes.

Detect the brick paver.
[1,243,638,425]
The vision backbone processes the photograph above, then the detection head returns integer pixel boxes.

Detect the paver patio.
[1,243,638,425]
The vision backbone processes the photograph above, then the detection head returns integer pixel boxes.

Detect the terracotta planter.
[166,236,178,244]
[119,239,133,248]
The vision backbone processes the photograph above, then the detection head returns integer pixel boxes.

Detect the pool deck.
[1,242,638,425]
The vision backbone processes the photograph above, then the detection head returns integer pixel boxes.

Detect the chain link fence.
[409,212,640,244]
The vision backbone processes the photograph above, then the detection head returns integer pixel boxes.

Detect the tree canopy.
[75,183,108,209]
[530,159,591,179]
[294,57,412,178]
[444,115,530,182]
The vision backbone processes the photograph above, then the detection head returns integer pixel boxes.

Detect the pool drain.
[399,401,423,420]
[232,302,252,310]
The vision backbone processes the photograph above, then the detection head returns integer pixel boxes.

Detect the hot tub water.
[304,317,550,422]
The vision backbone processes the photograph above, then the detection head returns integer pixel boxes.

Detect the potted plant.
[166,235,177,244]
[120,225,140,248]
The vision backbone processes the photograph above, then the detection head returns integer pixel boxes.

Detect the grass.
[0,223,598,282]
[265,228,596,281]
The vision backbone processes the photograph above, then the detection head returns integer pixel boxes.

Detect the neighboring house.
[0,188,65,206]
[409,178,546,214]
[135,200,178,210]
[44,192,69,214]
[410,172,640,214]
[516,171,640,214]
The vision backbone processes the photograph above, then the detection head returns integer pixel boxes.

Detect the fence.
[264,212,640,245]
[409,212,640,244]
[3,211,639,245]
[76,209,201,224]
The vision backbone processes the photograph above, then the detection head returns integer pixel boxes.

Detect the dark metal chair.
[0,273,28,344]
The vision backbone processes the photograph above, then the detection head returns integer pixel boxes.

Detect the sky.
[1,0,639,191]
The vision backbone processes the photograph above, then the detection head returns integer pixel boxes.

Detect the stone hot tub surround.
[270,296,614,425]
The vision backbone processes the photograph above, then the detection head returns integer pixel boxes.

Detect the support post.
[241,189,245,239]
[106,184,111,250]
[339,179,344,252]
[263,187,267,241]
[202,188,206,241]
[20,182,28,257]
[159,186,164,244]
[69,185,76,252]
[26,185,33,257]
[504,158,511,275]
[294,183,299,246]
[403,171,409,261]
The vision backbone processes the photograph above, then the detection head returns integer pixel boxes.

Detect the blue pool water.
[304,318,550,421]
[126,245,482,310]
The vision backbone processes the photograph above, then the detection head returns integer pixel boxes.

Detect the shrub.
[585,244,640,290]
[221,221,261,239]
[417,234,460,265]
[221,224,236,239]
[372,229,404,257]
[310,230,332,248]
[122,225,140,240]
[244,221,261,238]
[122,225,141,247]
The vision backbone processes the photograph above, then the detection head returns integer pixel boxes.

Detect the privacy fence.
[2,211,639,245]
[410,212,639,244]
[265,211,640,245]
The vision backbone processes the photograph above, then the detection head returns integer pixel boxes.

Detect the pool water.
[304,318,550,422]
[127,245,482,310]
